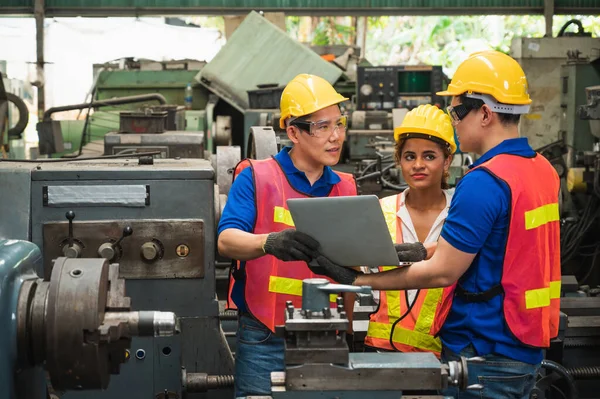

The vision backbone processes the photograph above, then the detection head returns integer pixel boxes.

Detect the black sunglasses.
[446,103,475,124]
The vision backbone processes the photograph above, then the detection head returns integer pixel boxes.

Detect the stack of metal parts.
[270,278,474,399]
[0,239,177,399]
[104,107,205,158]
[0,157,235,399]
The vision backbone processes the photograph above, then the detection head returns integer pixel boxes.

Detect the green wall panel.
[0,0,32,13]
[0,0,32,6]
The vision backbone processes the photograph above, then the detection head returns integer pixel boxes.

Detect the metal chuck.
[16,257,178,391]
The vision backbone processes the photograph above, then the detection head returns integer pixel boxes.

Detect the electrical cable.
[561,156,600,281]
[540,360,578,399]
[550,385,568,399]
[561,196,600,264]
[557,19,585,37]
[580,244,600,284]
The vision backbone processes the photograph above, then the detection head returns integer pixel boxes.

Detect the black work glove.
[394,242,427,262]
[263,229,319,262]
[308,255,361,285]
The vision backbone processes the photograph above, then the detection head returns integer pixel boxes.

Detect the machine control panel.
[43,217,205,280]
[356,65,446,111]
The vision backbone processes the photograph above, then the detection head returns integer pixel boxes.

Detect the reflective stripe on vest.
[525,203,559,230]
[364,194,442,353]
[274,206,295,227]
[268,276,337,303]
[367,322,442,352]
[525,280,561,310]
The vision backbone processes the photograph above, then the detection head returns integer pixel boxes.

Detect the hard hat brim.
[436,89,460,97]
[394,126,457,154]
[279,95,349,129]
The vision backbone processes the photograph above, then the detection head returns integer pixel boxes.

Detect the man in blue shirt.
[311,51,561,399]
[217,74,357,398]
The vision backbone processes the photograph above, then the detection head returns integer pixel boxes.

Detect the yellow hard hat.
[279,74,348,129]
[436,50,531,106]
[394,104,457,154]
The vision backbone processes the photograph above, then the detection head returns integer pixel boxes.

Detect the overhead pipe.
[42,93,167,121]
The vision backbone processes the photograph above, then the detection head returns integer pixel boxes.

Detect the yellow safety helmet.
[394,104,457,154]
[436,50,531,107]
[279,74,349,129]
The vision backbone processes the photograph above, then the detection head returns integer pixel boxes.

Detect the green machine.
[95,65,209,111]
[42,59,212,158]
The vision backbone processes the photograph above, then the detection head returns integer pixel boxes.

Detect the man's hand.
[308,255,361,285]
[394,242,428,262]
[263,229,319,262]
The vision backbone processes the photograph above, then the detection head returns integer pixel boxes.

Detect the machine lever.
[112,226,133,249]
[301,278,372,313]
[65,211,75,247]
[318,283,372,295]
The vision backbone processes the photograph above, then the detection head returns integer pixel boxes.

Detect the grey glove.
[308,255,361,285]
[263,229,319,262]
[394,242,427,262]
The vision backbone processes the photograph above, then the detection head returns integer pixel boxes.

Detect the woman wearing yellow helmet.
[359,104,456,357]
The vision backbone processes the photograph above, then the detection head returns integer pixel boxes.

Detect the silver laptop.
[287,195,400,267]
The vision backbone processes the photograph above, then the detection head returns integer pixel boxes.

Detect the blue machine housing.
[0,239,46,399]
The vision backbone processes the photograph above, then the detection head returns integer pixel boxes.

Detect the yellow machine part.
[567,168,587,193]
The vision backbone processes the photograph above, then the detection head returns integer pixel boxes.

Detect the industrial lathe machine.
[0,157,236,399]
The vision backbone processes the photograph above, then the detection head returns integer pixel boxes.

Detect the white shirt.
[369,188,453,305]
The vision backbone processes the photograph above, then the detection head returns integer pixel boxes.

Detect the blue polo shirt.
[439,137,543,364]
[217,147,342,312]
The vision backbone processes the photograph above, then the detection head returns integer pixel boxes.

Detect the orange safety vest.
[431,153,561,348]
[226,157,358,332]
[364,194,443,355]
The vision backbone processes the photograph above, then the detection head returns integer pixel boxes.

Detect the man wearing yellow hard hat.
[310,51,561,398]
[217,73,357,398]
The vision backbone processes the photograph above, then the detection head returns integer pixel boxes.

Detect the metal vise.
[0,239,178,399]
[271,278,474,398]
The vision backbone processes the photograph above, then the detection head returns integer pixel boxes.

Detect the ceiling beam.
[37,7,599,17]
[1,1,599,17]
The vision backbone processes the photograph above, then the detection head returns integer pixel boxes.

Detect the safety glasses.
[446,104,474,126]
[290,115,348,138]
